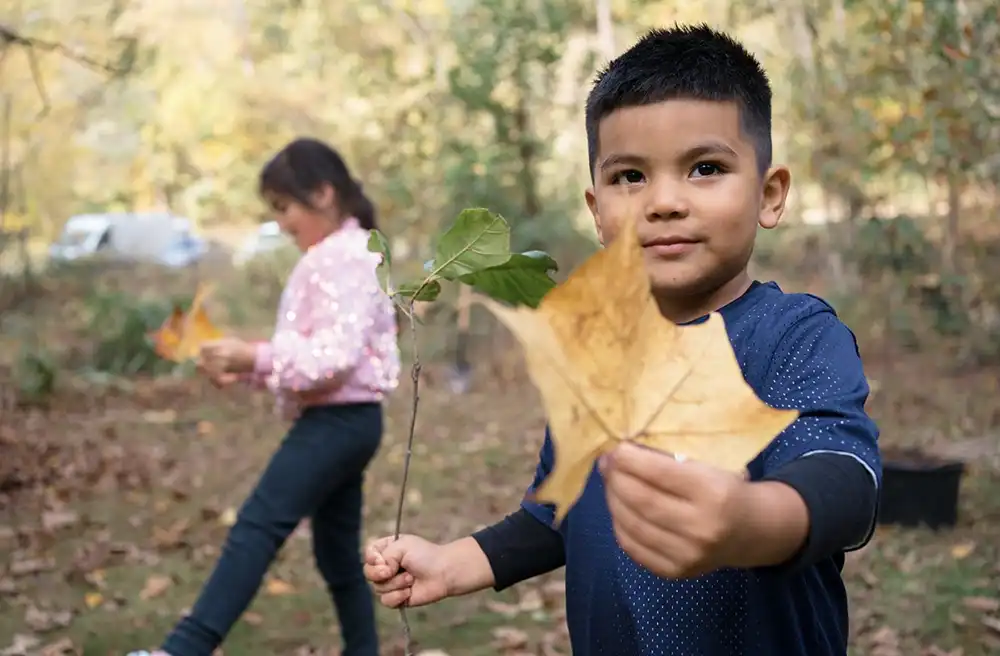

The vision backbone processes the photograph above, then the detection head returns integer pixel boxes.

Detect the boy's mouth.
[642,235,701,257]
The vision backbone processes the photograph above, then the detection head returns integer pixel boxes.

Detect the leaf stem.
[391,297,422,656]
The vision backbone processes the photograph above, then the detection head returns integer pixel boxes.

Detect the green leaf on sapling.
[367,229,392,293]
[395,279,442,303]
[459,251,559,308]
[431,208,512,280]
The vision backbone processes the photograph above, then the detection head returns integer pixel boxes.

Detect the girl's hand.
[195,358,242,388]
[209,371,242,389]
[199,338,258,374]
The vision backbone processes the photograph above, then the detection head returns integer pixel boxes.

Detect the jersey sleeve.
[520,427,557,526]
[756,308,882,549]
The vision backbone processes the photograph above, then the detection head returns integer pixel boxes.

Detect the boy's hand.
[601,442,751,579]
[364,534,451,608]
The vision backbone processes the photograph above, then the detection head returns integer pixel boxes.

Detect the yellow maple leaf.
[149,283,224,363]
[480,216,799,524]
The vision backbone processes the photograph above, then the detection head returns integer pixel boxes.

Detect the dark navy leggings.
[162,403,383,656]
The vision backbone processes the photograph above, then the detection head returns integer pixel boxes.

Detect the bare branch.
[0,23,132,116]
[0,23,130,76]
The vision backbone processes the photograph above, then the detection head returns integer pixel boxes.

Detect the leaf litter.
[0,234,996,655]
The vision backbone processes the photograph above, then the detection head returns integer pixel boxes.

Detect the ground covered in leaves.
[1,265,998,656]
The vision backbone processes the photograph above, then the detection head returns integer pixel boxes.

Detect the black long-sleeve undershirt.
[470,452,878,591]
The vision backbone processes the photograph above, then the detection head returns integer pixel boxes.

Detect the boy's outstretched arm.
[602,306,880,578]
[365,516,564,607]
[365,460,565,609]
[366,432,567,608]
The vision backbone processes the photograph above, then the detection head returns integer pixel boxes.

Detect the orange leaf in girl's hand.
[150,284,225,363]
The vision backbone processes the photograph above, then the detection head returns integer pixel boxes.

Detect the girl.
[130,137,400,656]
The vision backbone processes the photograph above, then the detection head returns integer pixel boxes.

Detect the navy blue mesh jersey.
[521,281,881,656]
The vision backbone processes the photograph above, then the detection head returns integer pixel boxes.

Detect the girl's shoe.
[125,651,170,656]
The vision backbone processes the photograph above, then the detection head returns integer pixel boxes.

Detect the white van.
[48,214,114,261]
[49,212,205,265]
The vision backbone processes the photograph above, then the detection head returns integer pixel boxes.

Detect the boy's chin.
[646,265,712,299]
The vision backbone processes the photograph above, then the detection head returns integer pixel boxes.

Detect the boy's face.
[585,99,790,301]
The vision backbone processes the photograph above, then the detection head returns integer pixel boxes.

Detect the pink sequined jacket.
[251,217,400,417]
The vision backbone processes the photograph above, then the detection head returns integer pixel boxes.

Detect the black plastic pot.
[877,448,966,529]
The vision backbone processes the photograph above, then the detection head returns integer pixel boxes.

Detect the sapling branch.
[391,295,423,656]
[366,208,558,656]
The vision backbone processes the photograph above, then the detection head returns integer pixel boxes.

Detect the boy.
[364,24,880,656]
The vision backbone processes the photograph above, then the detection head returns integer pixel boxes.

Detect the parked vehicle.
[48,212,207,268]
[48,213,115,262]
[232,221,292,266]
[155,232,210,268]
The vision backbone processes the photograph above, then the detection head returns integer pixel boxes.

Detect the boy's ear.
[759,166,791,230]
[585,186,605,246]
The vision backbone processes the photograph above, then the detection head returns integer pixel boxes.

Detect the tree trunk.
[595,0,615,60]
[942,168,961,279]
[0,95,10,229]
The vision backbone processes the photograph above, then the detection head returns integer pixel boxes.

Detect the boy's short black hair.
[585,24,772,179]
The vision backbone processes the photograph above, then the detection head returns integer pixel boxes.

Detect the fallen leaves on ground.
[264,578,296,596]
[0,263,997,655]
[139,573,173,600]
[481,215,798,522]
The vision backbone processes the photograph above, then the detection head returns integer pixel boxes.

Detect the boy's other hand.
[364,534,451,608]
[601,442,751,579]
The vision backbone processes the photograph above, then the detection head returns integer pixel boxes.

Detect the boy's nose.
[644,178,690,220]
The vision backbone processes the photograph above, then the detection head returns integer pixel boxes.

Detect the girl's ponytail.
[345,178,377,231]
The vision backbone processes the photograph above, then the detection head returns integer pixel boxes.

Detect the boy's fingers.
[379,538,412,566]
[372,572,413,595]
[364,536,394,565]
[362,561,398,583]
[379,588,411,609]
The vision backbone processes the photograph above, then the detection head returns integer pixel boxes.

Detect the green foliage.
[456,250,560,308]
[368,208,558,312]
[853,216,934,275]
[13,346,59,406]
[367,229,393,293]
[432,209,512,278]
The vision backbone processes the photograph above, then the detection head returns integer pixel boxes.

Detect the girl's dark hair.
[258,137,377,230]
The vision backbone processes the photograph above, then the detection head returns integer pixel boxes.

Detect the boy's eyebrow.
[684,141,740,160]
[599,154,649,172]
[600,141,741,173]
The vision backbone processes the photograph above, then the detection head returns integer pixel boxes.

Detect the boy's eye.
[612,169,645,185]
[690,162,724,178]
